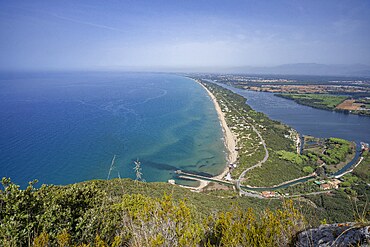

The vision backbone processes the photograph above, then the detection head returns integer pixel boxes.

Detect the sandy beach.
[190,80,238,190]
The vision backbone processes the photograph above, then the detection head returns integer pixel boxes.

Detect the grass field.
[278,93,347,110]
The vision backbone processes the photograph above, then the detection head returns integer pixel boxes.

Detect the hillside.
[3,168,370,246]
[1,178,306,246]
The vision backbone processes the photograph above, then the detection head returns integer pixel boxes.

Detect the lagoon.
[217,83,370,145]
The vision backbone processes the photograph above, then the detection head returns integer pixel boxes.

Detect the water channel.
[214,82,370,190]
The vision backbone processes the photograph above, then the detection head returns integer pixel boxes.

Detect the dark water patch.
[196,155,216,166]
[182,164,197,169]
[179,170,214,178]
[200,161,218,167]
[137,159,179,171]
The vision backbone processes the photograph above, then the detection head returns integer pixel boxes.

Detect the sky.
[0,0,370,71]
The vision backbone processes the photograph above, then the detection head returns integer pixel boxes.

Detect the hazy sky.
[1,0,370,71]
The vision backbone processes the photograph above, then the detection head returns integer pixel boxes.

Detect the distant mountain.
[226,63,370,77]
[99,63,370,77]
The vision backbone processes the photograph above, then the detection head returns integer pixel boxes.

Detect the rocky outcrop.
[295,222,370,246]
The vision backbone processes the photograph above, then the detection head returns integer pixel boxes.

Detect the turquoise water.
[0,72,226,187]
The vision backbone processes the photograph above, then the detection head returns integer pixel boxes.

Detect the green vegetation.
[206,200,305,246]
[355,98,370,109]
[354,98,370,116]
[200,81,306,187]
[340,174,359,187]
[302,166,314,174]
[277,181,321,195]
[276,152,370,216]
[1,80,368,246]
[199,81,355,189]
[202,80,370,230]
[353,151,370,183]
[278,94,370,116]
[4,172,370,246]
[302,137,355,174]
[323,138,352,164]
[305,181,370,223]
[303,152,370,223]
[278,93,347,110]
[276,150,308,165]
[1,178,306,246]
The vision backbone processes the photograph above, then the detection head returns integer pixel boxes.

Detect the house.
[261,191,276,198]
[361,142,369,152]
[329,179,341,189]
[320,179,340,190]
[320,183,331,190]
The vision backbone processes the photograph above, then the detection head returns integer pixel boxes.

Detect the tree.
[303,166,314,174]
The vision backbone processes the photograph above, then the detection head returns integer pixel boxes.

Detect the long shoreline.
[183,79,367,195]
[190,80,238,190]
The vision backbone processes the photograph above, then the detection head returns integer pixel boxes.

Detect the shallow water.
[0,72,227,187]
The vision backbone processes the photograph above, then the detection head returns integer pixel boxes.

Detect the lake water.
[0,72,227,187]
[217,83,370,145]
[214,82,370,187]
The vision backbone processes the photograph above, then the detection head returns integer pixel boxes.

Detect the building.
[224,173,232,181]
[320,183,331,190]
[361,142,369,152]
[320,179,341,190]
[261,191,276,198]
[328,179,341,189]
[168,179,176,185]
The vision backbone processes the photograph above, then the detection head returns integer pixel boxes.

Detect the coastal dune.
[194,80,238,189]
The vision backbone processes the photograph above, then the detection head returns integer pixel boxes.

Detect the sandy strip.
[189,80,238,190]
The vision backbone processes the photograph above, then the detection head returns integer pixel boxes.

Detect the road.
[201,81,364,198]
[216,93,269,196]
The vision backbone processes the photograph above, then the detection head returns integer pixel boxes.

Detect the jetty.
[175,170,234,187]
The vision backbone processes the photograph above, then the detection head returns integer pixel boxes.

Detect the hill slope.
[1,178,305,246]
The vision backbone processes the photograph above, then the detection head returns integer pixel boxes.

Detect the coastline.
[190,79,238,190]
[181,79,369,196]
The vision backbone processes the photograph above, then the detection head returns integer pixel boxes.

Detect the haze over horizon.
[1,0,370,72]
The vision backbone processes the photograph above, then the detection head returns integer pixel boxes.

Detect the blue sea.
[0,72,227,187]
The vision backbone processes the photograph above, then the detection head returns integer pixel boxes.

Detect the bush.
[277,150,307,165]
[206,200,305,246]
[303,166,314,174]
[0,178,306,246]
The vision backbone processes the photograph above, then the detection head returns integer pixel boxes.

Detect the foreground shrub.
[1,178,305,246]
[205,200,305,246]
